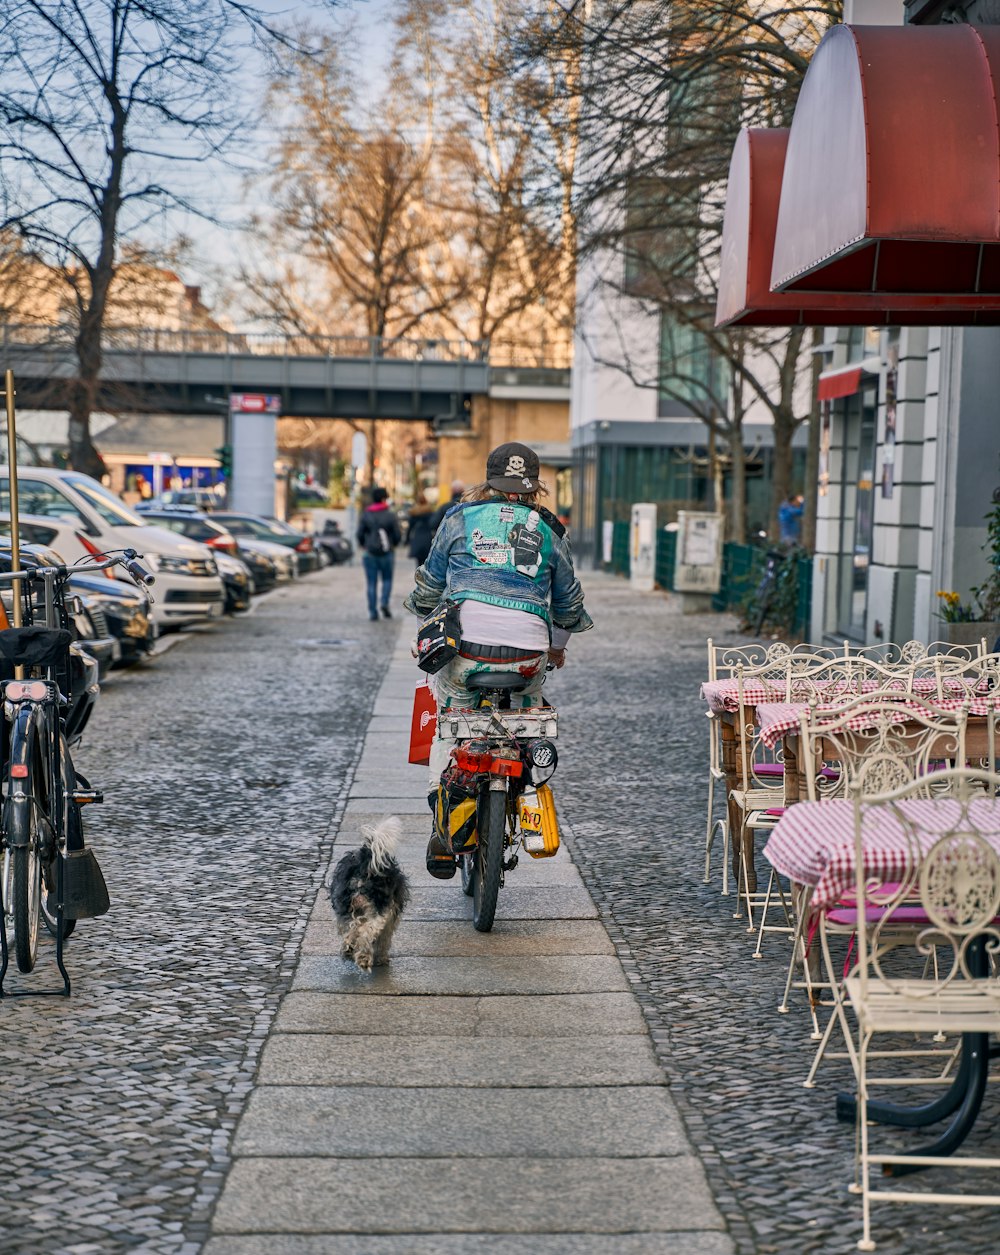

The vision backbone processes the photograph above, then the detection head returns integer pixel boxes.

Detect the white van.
[0,468,225,628]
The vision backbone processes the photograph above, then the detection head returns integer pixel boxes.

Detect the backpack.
[362,512,392,555]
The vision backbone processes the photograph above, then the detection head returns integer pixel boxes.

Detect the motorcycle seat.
[466,671,530,693]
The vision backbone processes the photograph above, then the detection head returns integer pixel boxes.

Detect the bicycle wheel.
[753,575,775,635]
[472,787,506,932]
[460,852,475,897]
[12,843,41,972]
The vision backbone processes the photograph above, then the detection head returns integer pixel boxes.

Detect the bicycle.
[436,670,560,932]
[751,546,787,635]
[0,548,153,994]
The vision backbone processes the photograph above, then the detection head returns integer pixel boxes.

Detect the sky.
[175,0,399,303]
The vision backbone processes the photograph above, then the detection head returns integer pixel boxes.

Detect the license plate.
[518,798,544,834]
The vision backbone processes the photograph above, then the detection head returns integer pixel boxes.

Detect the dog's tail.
[363,816,403,873]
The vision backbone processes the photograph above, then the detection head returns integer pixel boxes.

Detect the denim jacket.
[404,500,593,636]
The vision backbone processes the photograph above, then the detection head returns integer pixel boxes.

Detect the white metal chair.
[845,769,1000,1250]
[783,693,980,1083]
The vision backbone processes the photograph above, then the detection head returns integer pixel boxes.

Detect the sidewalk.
[203,627,734,1253]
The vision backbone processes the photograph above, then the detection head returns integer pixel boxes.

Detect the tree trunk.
[770,410,795,541]
[729,436,747,544]
[69,311,106,478]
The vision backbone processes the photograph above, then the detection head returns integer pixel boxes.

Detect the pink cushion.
[764,807,786,816]
[755,763,784,777]
[826,904,930,926]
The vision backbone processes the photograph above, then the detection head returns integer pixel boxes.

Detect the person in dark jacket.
[430,479,465,534]
[356,487,402,620]
[406,493,435,566]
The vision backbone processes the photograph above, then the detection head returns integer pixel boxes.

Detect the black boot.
[426,831,457,879]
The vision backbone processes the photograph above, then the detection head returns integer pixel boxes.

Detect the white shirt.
[459,601,569,651]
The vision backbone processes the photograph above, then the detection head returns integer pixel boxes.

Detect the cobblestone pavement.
[0,567,395,1255]
[555,573,1000,1255]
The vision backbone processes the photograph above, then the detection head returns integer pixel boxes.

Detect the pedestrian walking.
[405,493,435,566]
[356,487,402,620]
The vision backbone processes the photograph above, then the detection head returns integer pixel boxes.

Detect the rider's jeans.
[427,650,546,788]
[362,552,394,617]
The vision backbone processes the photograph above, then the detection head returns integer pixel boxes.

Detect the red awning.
[715,124,1000,328]
[770,24,1000,299]
[716,130,897,327]
[817,366,863,401]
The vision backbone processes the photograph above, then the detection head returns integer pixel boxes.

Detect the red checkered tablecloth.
[701,679,789,713]
[701,674,982,717]
[755,696,995,750]
[763,796,1000,908]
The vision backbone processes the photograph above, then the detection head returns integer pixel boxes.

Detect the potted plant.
[935,488,1000,649]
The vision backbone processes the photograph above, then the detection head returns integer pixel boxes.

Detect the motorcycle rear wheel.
[473,788,506,932]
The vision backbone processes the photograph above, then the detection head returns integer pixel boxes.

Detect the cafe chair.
[845,768,1000,1250]
[790,694,974,1085]
[702,639,814,894]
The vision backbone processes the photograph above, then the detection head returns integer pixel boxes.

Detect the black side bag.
[416,600,462,674]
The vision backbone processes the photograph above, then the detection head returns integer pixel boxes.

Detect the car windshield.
[65,475,146,527]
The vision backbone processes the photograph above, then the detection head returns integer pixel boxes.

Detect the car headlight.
[157,556,197,574]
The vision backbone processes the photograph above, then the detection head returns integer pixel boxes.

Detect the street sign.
[230,393,280,414]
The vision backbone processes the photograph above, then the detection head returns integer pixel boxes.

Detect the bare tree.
[0,0,329,476]
[527,0,837,541]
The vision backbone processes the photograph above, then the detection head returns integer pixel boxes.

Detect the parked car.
[231,543,277,593]
[213,512,320,573]
[144,487,225,512]
[0,468,225,629]
[291,484,329,507]
[214,551,253,613]
[233,536,298,582]
[68,572,156,667]
[135,506,240,555]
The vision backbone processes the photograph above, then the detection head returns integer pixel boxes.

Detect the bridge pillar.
[230,393,280,517]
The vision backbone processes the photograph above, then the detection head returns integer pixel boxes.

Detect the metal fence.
[0,324,489,363]
[608,532,812,637]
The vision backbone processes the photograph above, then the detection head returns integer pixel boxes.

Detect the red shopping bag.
[408,676,437,765]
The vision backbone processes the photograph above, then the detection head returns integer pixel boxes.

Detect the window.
[658,310,726,415]
[65,476,145,527]
[0,478,89,527]
[623,176,700,297]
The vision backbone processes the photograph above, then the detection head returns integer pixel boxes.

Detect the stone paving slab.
[274,992,647,1036]
[211,1157,721,1235]
[403,885,598,920]
[205,1235,737,1255]
[302,917,614,956]
[292,953,628,995]
[344,796,430,815]
[257,1033,665,1087]
[342,779,435,798]
[232,1085,688,1157]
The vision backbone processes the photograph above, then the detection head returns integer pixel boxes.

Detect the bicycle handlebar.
[0,548,154,588]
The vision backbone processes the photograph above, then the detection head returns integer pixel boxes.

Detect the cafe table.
[764,795,1000,1165]
[755,696,998,804]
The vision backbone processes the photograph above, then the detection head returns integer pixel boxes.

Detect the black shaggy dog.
[329,817,410,971]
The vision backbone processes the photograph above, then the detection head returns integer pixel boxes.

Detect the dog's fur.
[329,816,410,971]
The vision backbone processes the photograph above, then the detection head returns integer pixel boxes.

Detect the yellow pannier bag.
[436,786,477,852]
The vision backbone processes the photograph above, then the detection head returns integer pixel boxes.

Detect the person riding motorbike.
[403,442,593,878]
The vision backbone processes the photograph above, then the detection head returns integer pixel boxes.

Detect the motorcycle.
[316,520,353,566]
[434,669,560,932]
